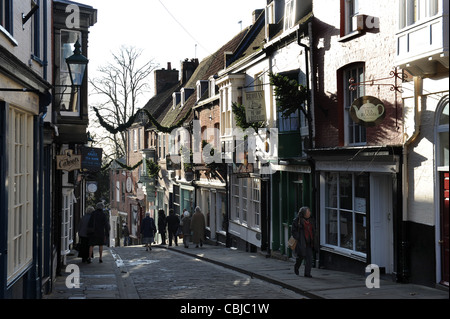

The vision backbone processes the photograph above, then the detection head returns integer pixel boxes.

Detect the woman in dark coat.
[157,209,167,245]
[78,206,94,262]
[291,206,317,277]
[141,212,157,251]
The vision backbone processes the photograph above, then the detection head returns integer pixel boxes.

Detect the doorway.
[370,174,394,274]
[440,172,449,286]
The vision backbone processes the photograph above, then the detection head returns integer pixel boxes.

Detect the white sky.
[75,0,266,104]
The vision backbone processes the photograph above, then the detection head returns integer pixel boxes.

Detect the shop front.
[311,146,402,276]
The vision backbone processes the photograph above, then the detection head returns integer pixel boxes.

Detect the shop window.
[323,172,368,256]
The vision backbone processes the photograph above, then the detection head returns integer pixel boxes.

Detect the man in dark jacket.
[166,209,180,246]
[88,202,109,263]
[291,206,317,277]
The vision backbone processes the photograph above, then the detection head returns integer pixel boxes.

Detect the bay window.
[399,0,439,29]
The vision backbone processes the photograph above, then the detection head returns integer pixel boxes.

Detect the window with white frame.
[251,178,261,227]
[344,63,366,145]
[437,97,449,169]
[399,0,439,29]
[231,176,261,229]
[58,30,82,114]
[323,172,368,256]
[116,181,120,202]
[7,107,34,283]
[276,72,300,132]
[344,0,359,34]
[0,0,13,35]
[61,190,74,255]
[284,0,296,31]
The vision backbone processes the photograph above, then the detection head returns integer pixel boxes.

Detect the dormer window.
[173,92,181,109]
[209,76,216,98]
[181,88,194,107]
[196,80,208,101]
[284,0,296,30]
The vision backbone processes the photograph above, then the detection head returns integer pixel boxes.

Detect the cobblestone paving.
[112,246,305,299]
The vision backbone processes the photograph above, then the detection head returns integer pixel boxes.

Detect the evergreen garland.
[100,158,161,178]
[93,107,138,134]
[94,106,192,135]
[145,158,160,177]
[269,72,309,118]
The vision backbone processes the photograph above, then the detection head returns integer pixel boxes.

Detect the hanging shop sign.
[56,149,82,171]
[350,96,385,127]
[81,147,103,172]
[244,90,266,123]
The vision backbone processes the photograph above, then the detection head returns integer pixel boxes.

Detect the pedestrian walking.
[291,206,317,277]
[78,206,95,262]
[166,209,180,246]
[158,209,167,245]
[141,212,157,251]
[123,223,130,246]
[191,206,206,248]
[88,202,109,263]
[181,210,191,248]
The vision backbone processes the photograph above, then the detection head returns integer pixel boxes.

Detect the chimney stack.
[181,58,199,84]
[154,62,179,95]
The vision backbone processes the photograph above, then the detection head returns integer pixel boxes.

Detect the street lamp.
[66,39,88,88]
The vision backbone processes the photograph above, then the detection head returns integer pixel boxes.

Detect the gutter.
[399,75,422,282]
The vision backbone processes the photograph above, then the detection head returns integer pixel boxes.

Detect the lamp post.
[66,39,88,88]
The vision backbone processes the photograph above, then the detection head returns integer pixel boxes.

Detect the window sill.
[338,30,364,43]
[320,245,367,262]
[0,25,18,46]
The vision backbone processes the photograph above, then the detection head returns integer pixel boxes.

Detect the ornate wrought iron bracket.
[349,67,405,93]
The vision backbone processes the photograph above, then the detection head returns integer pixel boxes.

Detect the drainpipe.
[400,76,422,282]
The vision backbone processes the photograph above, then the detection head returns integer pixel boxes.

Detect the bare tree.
[89,46,158,160]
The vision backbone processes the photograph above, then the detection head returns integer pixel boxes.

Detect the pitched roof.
[162,27,253,127]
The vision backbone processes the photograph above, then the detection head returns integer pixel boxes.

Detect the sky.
[75,0,267,104]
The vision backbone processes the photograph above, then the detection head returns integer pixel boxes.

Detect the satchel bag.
[288,236,297,251]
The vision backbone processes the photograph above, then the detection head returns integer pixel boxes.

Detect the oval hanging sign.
[350,96,385,127]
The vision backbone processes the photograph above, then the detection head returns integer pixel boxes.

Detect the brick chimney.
[181,58,199,84]
[154,62,179,95]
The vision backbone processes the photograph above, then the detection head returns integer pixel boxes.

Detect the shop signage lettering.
[81,147,103,172]
[244,90,266,123]
[56,149,81,171]
[350,96,385,127]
